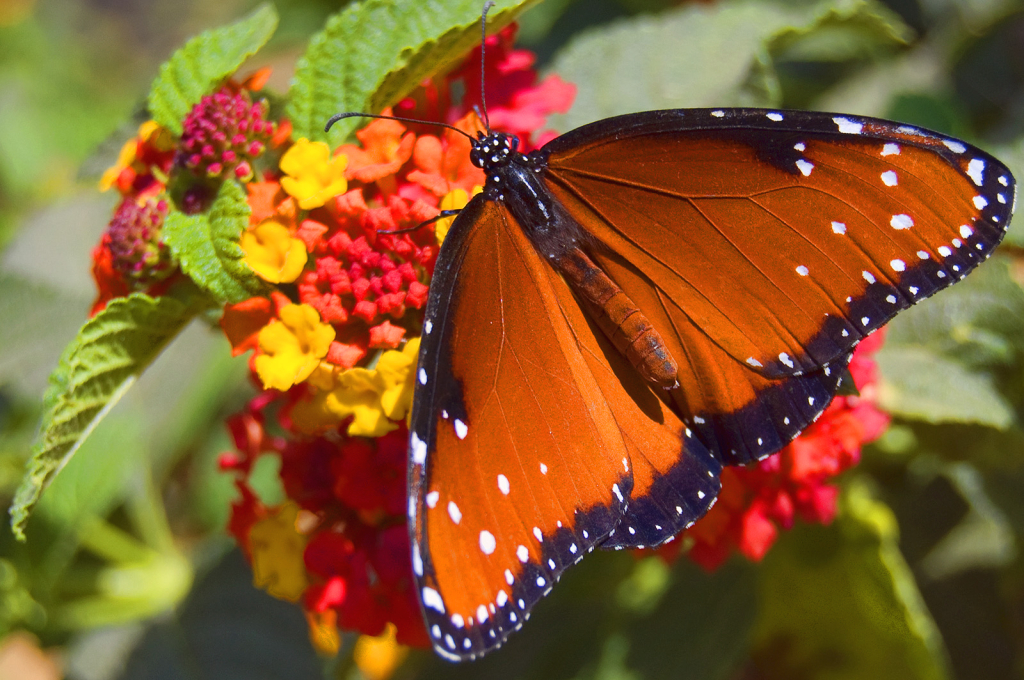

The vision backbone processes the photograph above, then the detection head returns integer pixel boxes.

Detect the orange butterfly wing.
[542,109,1014,464]
[409,196,719,659]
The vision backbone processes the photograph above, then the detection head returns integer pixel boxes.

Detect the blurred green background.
[3,0,1024,678]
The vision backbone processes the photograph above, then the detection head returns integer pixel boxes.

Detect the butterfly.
[328,30,1016,668]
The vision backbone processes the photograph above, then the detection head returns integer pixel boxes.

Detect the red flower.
[680,331,890,571]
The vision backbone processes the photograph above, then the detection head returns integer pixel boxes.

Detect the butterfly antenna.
[479,1,494,131]
[324,111,475,141]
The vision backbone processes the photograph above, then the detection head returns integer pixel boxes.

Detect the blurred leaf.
[918,463,1015,581]
[9,293,199,540]
[623,559,756,680]
[770,0,912,63]
[875,346,1014,428]
[286,0,536,145]
[0,274,91,396]
[51,518,192,630]
[753,479,949,680]
[147,4,279,135]
[115,549,322,680]
[164,180,266,305]
[547,0,911,131]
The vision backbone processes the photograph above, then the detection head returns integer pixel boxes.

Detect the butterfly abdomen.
[557,247,679,389]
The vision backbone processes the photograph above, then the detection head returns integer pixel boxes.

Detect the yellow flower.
[248,503,308,602]
[324,368,396,437]
[376,337,419,421]
[436,186,481,245]
[254,304,335,391]
[280,138,348,209]
[354,624,408,680]
[241,220,308,283]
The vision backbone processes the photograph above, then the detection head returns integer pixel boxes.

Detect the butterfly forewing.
[409,197,633,660]
[542,108,1014,463]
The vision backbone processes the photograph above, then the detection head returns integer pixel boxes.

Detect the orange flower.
[407,112,486,196]
[337,111,416,184]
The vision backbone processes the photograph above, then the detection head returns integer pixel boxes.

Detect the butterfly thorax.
[469,131,681,390]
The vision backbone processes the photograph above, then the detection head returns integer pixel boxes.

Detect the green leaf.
[918,463,1015,581]
[546,0,911,132]
[147,4,279,135]
[0,274,91,396]
[286,0,537,145]
[882,257,1024,366]
[754,479,950,680]
[876,346,1014,428]
[112,550,322,680]
[164,180,267,305]
[9,293,199,540]
[624,559,756,680]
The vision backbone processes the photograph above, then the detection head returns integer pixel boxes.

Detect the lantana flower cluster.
[212,26,577,652]
[88,24,889,656]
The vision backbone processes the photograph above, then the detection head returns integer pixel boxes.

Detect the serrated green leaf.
[547,0,911,132]
[754,479,950,680]
[876,346,1014,428]
[147,4,278,135]
[164,180,267,305]
[9,293,199,540]
[286,0,536,145]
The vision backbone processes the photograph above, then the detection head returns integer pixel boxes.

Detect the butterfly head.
[471,132,520,171]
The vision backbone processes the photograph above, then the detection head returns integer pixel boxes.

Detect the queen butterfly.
[329,12,1016,663]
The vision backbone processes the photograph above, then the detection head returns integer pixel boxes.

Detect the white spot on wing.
[451,613,464,628]
[960,225,973,238]
[973,195,988,209]
[862,270,876,284]
[479,530,496,554]
[426,490,439,508]
[832,221,847,234]
[967,159,985,186]
[418,368,427,385]
[890,259,906,272]
[938,246,952,257]
[881,143,900,156]
[881,170,898,186]
[833,117,863,134]
[422,587,445,613]
[505,569,514,585]
[767,112,784,121]
[796,159,814,176]
[711,110,725,117]
[477,605,488,624]
[612,484,624,503]
[448,501,462,524]
[454,419,468,439]
[413,543,423,576]
[411,432,427,466]
[497,474,510,495]
[517,545,528,562]
[424,320,432,334]
[746,357,763,368]
[533,527,542,541]
[539,462,548,474]
[944,139,967,154]
[891,214,914,230]
[794,142,806,151]
[779,352,794,368]
[796,265,809,276]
